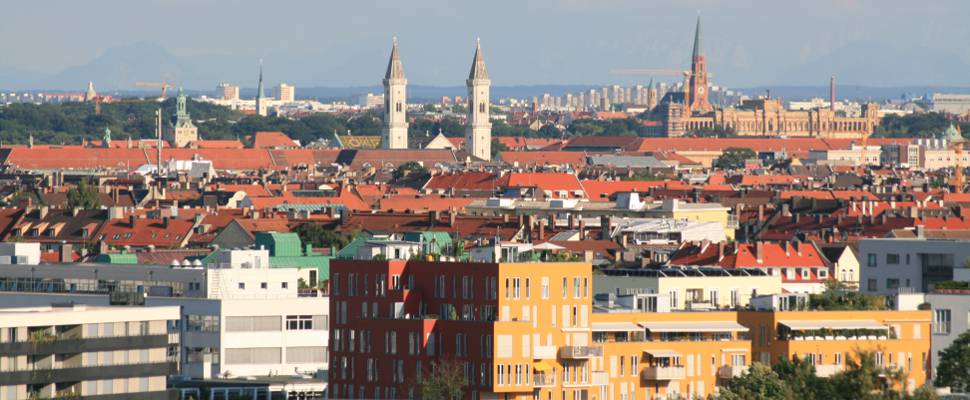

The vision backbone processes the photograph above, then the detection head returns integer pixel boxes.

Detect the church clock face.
[697,86,705,94]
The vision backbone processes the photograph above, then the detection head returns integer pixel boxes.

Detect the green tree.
[420,359,466,400]
[294,223,348,250]
[935,330,970,393]
[66,179,100,210]
[829,351,906,400]
[810,280,886,311]
[622,169,665,181]
[714,147,757,170]
[392,161,430,182]
[491,139,509,158]
[718,362,795,400]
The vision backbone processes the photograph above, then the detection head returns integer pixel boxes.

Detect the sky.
[2,0,970,89]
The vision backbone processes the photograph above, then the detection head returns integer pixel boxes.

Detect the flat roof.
[591,322,642,332]
[778,320,888,331]
[639,321,749,333]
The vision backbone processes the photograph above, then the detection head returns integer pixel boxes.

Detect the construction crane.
[135,81,173,100]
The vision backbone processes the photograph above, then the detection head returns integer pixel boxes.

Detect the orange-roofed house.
[671,241,829,294]
[98,216,195,249]
[252,131,299,148]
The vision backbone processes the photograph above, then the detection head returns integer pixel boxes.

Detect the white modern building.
[0,304,179,400]
[858,233,970,295]
[925,267,970,374]
[0,248,329,392]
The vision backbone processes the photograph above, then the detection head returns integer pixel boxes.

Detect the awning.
[533,361,553,372]
[639,321,749,333]
[643,349,681,358]
[592,322,642,332]
[778,320,888,331]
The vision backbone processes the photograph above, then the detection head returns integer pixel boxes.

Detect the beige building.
[277,83,295,103]
[217,83,240,101]
[0,304,178,400]
[808,144,882,166]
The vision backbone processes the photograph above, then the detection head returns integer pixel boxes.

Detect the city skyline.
[2,0,970,90]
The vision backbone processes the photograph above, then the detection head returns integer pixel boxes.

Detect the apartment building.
[924,267,970,373]
[0,247,329,390]
[739,296,931,389]
[328,260,594,400]
[859,234,970,294]
[591,295,751,399]
[0,304,179,399]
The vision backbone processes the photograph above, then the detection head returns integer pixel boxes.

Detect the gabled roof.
[98,218,194,248]
[424,172,499,192]
[253,131,298,149]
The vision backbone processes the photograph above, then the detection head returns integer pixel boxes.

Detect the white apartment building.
[0,248,329,392]
[858,234,970,295]
[0,304,179,400]
[925,267,970,374]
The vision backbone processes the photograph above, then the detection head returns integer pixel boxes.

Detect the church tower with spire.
[163,88,199,148]
[255,61,267,117]
[465,38,492,161]
[687,16,712,114]
[382,38,409,149]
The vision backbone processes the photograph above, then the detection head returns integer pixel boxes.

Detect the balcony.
[559,346,603,359]
[0,334,169,357]
[533,373,556,387]
[590,371,609,386]
[717,365,748,379]
[814,364,842,378]
[641,366,686,381]
[533,345,557,360]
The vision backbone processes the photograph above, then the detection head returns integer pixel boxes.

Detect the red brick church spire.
[687,16,713,114]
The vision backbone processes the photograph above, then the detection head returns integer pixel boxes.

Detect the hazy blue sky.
[2,0,970,89]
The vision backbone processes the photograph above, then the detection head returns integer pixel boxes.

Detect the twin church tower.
[381,38,492,161]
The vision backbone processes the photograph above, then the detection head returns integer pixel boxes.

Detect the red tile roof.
[98,218,194,248]
[501,172,584,193]
[579,180,666,201]
[424,172,500,191]
[253,131,299,148]
[378,196,474,213]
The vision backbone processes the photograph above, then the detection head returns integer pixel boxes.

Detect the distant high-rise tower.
[687,16,712,114]
[382,38,409,149]
[84,81,97,102]
[278,83,295,103]
[255,61,267,116]
[829,76,836,111]
[163,88,199,148]
[465,38,492,161]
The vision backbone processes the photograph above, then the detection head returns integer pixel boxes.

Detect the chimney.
[503,214,510,224]
[518,214,525,227]
[39,205,49,220]
[915,225,925,238]
[538,220,545,241]
[59,243,72,263]
[579,219,586,240]
[784,242,791,256]
[568,214,576,229]
[758,204,765,221]
[162,217,169,229]
[448,210,456,227]
[600,216,611,240]
[112,187,120,204]
[547,214,556,230]
[129,215,136,228]
[252,211,260,220]
[429,210,439,227]
[781,203,791,217]
[755,241,764,264]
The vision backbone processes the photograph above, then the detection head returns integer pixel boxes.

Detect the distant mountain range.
[3,42,970,102]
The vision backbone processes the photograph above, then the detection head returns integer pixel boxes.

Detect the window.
[525,278,530,299]
[886,279,900,290]
[573,277,581,299]
[886,254,900,265]
[867,254,877,267]
[281,282,288,289]
[260,282,267,289]
[238,282,246,290]
[541,277,549,299]
[562,277,567,299]
[512,278,520,299]
[286,315,314,330]
[934,309,952,335]
[867,279,877,292]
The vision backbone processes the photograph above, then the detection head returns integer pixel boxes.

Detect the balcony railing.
[717,365,748,379]
[814,364,842,378]
[533,373,556,387]
[559,346,603,359]
[641,366,686,381]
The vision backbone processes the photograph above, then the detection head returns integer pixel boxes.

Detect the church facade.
[653,18,879,139]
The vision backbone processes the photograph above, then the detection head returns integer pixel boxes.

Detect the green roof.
[255,231,304,257]
[402,231,453,254]
[335,233,375,259]
[270,255,332,279]
[93,253,139,264]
